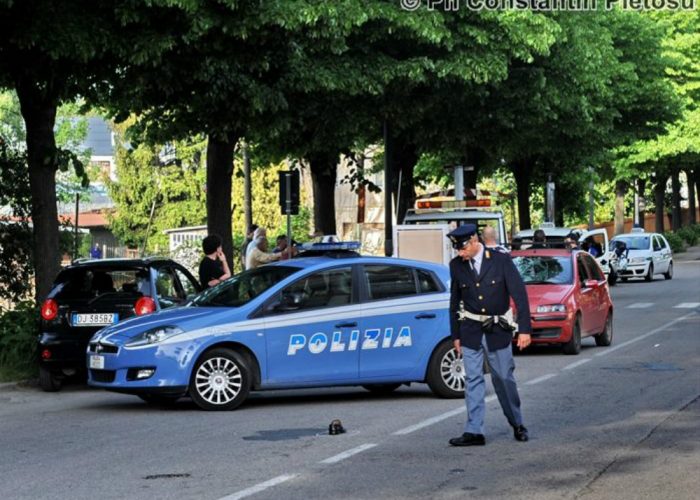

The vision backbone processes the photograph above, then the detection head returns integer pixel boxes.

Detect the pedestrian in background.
[447,224,532,447]
[531,229,547,249]
[199,234,231,288]
[482,226,508,253]
[240,223,258,269]
[90,243,102,259]
[273,235,288,253]
[245,233,281,270]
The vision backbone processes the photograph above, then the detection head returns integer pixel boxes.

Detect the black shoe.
[449,432,486,446]
[513,425,529,442]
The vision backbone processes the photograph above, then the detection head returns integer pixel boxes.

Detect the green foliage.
[676,226,698,247]
[663,231,685,253]
[107,123,207,253]
[0,302,38,382]
[0,139,33,302]
[232,160,312,243]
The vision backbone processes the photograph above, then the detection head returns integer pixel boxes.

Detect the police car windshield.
[191,266,298,307]
[611,236,650,250]
[512,256,573,285]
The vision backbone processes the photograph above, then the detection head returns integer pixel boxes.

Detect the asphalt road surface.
[1,255,699,500]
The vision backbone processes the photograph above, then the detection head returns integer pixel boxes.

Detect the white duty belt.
[458,305,519,331]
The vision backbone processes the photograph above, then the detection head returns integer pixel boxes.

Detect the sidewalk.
[674,244,700,262]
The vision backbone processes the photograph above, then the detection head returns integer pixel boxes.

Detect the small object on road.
[328,419,345,435]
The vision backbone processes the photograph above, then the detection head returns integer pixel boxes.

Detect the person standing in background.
[199,234,231,288]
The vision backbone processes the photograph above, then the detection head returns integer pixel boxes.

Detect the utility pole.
[73,193,80,260]
[588,167,595,230]
[546,173,555,223]
[384,120,393,257]
[243,141,252,232]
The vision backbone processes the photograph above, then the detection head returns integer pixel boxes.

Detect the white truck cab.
[393,206,508,266]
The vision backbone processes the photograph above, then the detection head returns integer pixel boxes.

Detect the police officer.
[447,224,532,446]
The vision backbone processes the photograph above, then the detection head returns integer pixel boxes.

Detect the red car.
[510,248,613,355]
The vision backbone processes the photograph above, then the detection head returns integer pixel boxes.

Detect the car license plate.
[72,313,118,326]
[89,355,105,369]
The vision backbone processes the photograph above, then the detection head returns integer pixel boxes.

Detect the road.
[1,255,699,500]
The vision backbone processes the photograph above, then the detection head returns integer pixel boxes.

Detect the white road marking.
[218,474,297,500]
[524,373,557,386]
[393,407,464,435]
[626,303,654,309]
[674,303,700,309]
[594,312,697,357]
[392,395,497,436]
[562,358,592,371]
[320,443,377,464]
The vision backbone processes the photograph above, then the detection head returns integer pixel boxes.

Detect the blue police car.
[87,250,464,410]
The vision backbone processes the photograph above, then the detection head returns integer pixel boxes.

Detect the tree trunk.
[614,180,627,236]
[671,169,682,230]
[654,174,666,233]
[392,139,418,224]
[206,134,237,271]
[242,141,252,233]
[309,152,338,235]
[685,169,696,225]
[512,159,532,231]
[637,178,647,226]
[16,82,60,302]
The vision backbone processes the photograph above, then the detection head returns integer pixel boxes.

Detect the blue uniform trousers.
[463,335,523,435]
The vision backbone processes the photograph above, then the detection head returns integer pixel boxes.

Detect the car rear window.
[52,267,151,300]
[512,256,573,285]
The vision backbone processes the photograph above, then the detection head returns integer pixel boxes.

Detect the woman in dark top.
[199,234,231,288]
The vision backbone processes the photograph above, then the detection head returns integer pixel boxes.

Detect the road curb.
[0,381,19,391]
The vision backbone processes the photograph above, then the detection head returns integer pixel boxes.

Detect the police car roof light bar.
[298,241,361,252]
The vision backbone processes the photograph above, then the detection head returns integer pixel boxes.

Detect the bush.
[689,224,700,240]
[676,226,698,247]
[664,231,685,253]
[0,301,38,382]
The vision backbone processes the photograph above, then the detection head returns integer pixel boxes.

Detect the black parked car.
[38,257,201,391]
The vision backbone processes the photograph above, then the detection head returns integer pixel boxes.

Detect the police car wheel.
[644,264,654,282]
[189,348,251,411]
[663,262,673,280]
[426,340,465,399]
[562,317,582,355]
[594,312,613,347]
[608,270,617,286]
[362,383,401,395]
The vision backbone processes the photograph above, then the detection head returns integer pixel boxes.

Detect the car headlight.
[536,304,567,313]
[125,326,184,347]
[630,257,651,264]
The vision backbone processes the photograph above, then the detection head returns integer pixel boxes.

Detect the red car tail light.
[41,349,52,360]
[134,296,156,316]
[40,299,58,321]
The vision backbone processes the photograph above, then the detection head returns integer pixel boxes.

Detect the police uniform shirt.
[449,247,532,352]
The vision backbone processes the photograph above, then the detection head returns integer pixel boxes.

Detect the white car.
[611,231,673,282]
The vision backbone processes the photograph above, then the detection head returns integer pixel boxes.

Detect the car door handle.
[334,321,357,328]
[415,313,436,319]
